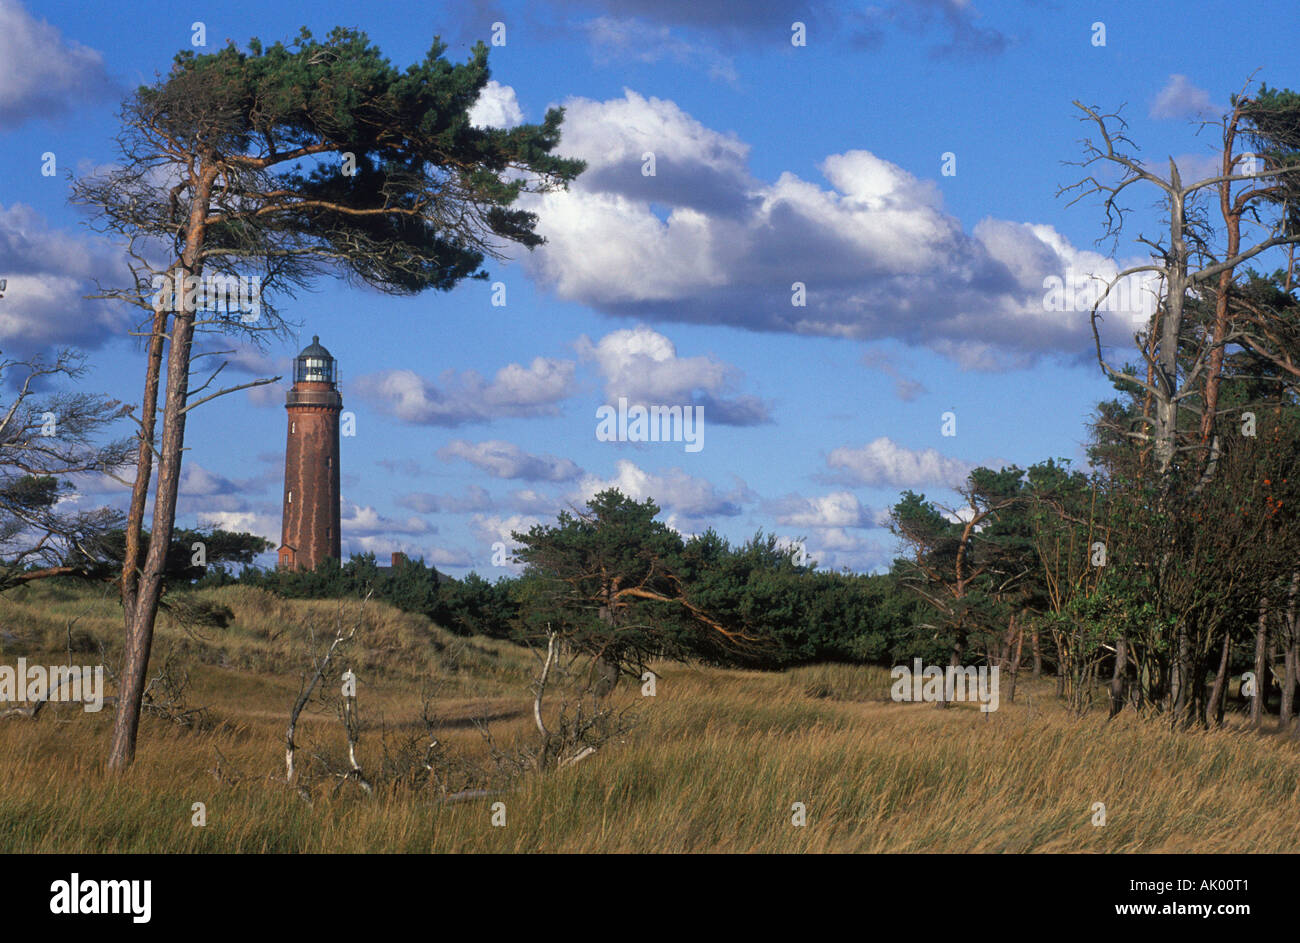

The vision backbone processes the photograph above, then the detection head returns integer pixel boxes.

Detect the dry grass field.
[1,580,1298,853]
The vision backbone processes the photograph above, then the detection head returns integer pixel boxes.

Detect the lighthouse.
[278,336,342,570]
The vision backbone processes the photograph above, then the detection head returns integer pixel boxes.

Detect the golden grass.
[0,582,1297,852]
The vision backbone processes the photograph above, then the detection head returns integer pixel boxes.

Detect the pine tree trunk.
[1108,635,1128,719]
[1281,645,1296,733]
[1171,623,1191,725]
[1281,573,1297,732]
[1252,596,1269,727]
[121,303,168,620]
[108,302,196,768]
[938,639,962,710]
[594,601,619,697]
[108,164,216,770]
[1007,615,1023,704]
[1207,630,1231,728]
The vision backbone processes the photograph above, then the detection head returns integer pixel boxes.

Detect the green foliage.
[236,552,519,640]
[679,530,919,666]
[510,492,923,670]
[130,26,585,296]
[430,571,518,639]
[890,467,1036,666]
[90,527,273,584]
[1243,85,1300,231]
[0,475,59,511]
[511,489,710,668]
[224,494,924,671]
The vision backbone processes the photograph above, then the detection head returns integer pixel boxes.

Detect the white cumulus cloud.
[438,439,581,481]
[1151,74,1219,120]
[577,325,770,424]
[827,437,971,488]
[518,89,1153,369]
[469,79,524,128]
[770,491,877,529]
[353,357,576,426]
[573,459,749,521]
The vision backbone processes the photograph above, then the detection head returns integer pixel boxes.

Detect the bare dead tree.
[1061,98,1300,478]
[527,626,636,771]
[138,650,209,729]
[336,667,373,795]
[374,690,445,795]
[284,592,371,789]
[533,625,557,744]
[93,642,209,729]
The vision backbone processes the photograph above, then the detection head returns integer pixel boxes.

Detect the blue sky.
[2,0,1297,575]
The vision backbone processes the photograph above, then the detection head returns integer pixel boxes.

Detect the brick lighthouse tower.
[278,336,342,569]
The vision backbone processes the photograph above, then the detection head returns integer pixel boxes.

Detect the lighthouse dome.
[294,335,336,384]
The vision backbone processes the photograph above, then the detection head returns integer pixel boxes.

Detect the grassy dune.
[1,581,1297,853]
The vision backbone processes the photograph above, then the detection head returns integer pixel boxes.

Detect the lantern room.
[294,335,336,385]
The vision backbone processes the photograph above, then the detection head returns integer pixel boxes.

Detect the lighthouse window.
[291,421,296,434]
[287,491,292,504]
[303,357,328,381]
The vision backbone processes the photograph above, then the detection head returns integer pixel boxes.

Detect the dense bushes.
[231,552,519,641]
[207,523,927,671]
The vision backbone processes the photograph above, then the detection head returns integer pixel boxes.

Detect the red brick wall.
[281,380,341,569]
